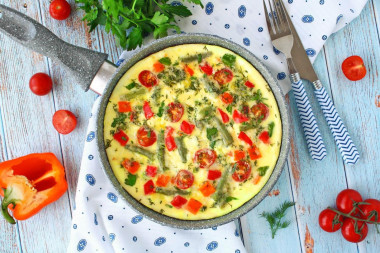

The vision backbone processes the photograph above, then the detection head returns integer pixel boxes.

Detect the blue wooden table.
[0,1,379,252]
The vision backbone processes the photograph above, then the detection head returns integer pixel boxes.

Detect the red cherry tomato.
[137,126,157,147]
[259,131,270,144]
[167,102,184,123]
[217,108,230,123]
[52,110,77,135]
[359,199,380,222]
[336,189,363,215]
[171,195,188,208]
[238,131,253,146]
[214,68,234,85]
[180,120,195,135]
[207,170,222,180]
[49,0,71,20]
[174,170,194,189]
[221,92,234,104]
[144,180,155,195]
[138,70,158,88]
[200,62,213,75]
[194,149,217,169]
[251,103,269,121]
[341,56,366,81]
[113,130,129,146]
[341,218,368,243]
[146,165,158,177]
[244,80,255,88]
[231,160,251,182]
[122,159,140,175]
[318,209,344,233]
[29,73,53,96]
[143,101,154,119]
[232,110,249,123]
[165,126,177,151]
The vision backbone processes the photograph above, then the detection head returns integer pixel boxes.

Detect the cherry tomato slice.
[143,101,154,119]
[49,0,71,21]
[232,110,249,123]
[167,102,184,123]
[122,159,140,175]
[214,68,234,85]
[52,110,77,135]
[146,165,158,177]
[113,130,129,146]
[184,65,194,76]
[318,209,344,233]
[174,170,194,189]
[137,126,157,147]
[194,149,217,168]
[153,62,165,73]
[251,103,269,121]
[180,120,195,135]
[238,132,253,146]
[144,180,155,195]
[217,108,230,123]
[118,101,132,113]
[138,70,158,88]
[341,56,366,81]
[244,80,255,88]
[165,126,177,151]
[259,131,270,144]
[341,219,368,243]
[232,160,251,182]
[200,62,213,75]
[336,189,363,215]
[221,92,234,104]
[359,199,380,222]
[29,73,53,96]
[207,170,222,180]
[171,195,188,208]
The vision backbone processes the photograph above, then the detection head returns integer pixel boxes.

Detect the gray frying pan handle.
[0,4,109,91]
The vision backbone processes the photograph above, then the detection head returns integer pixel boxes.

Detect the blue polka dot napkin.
[68,1,367,252]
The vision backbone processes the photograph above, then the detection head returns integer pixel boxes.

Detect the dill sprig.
[260,201,295,239]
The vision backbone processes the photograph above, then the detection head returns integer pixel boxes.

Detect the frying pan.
[0,4,290,229]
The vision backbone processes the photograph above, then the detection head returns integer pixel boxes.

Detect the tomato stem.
[328,207,380,225]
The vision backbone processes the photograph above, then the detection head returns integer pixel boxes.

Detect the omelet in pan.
[104,44,282,220]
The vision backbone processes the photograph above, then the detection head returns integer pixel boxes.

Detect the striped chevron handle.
[291,78,327,161]
[314,86,360,164]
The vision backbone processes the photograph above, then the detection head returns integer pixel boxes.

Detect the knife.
[284,5,360,164]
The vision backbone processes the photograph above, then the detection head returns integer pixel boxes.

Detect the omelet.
[104,44,282,220]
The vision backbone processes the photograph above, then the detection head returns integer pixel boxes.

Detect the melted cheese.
[104,44,282,220]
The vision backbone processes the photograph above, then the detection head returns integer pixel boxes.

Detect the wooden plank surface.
[0,0,379,252]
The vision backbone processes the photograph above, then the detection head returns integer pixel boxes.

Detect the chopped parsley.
[157,102,165,117]
[206,127,218,141]
[111,113,127,128]
[226,104,233,114]
[126,81,138,90]
[222,53,236,68]
[225,196,238,203]
[125,173,137,186]
[268,122,275,137]
[258,166,270,176]
[159,57,172,66]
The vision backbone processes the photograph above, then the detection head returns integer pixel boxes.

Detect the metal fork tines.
[263,0,327,161]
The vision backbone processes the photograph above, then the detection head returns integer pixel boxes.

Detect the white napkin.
[68,1,367,252]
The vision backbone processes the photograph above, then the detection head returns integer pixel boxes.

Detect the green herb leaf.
[258,166,270,176]
[226,104,233,114]
[198,54,203,63]
[225,196,238,203]
[126,81,137,90]
[157,102,165,117]
[125,173,137,186]
[127,26,143,51]
[159,57,172,66]
[260,201,295,239]
[268,122,275,137]
[111,113,127,128]
[222,54,236,68]
[160,4,192,17]
[151,11,169,25]
[207,127,218,141]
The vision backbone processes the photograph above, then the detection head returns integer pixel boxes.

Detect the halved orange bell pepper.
[0,153,68,224]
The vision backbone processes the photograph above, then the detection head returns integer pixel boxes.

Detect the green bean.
[125,145,154,160]
[157,130,167,171]
[181,51,212,63]
[213,117,233,146]
[120,88,147,100]
[198,106,214,120]
[174,136,188,163]
[155,187,191,196]
[203,79,220,94]
[150,86,161,104]
[240,120,261,132]
[213,165,232,204]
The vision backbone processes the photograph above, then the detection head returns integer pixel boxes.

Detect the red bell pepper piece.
[200,62,213,75]
[244,80,255,88]
[221,92,234,104]
[207,170,222,180]
[233,110,249,123]
[118,101,132,113]
[153,62,165,73]
[185,198,203,215]
[156,174,170,187]
[143,101,154,119]
[199,181,216,197]
[217,108,230,123]
[184,65,194,76]
[0,153,68,224]
[122,159,140,175]
[165,126,177,151]
[259,131,270,144]
[247,145,262,160]
[144,180,155,195]
[171,195,188,209]
[234,150,246,161]
[180,120,195,135]
[146,165,158,177]
[113,130,129,146]
[238,131,253,146]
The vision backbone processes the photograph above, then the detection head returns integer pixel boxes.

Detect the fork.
[263,0,327,161]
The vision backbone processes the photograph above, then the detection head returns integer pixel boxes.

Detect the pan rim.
[96,33,290,229]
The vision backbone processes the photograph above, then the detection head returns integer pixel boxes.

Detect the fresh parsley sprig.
[260,201,295,239]
[76,0,204,50]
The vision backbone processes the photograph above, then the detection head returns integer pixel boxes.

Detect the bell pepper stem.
[1,188,17,224]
